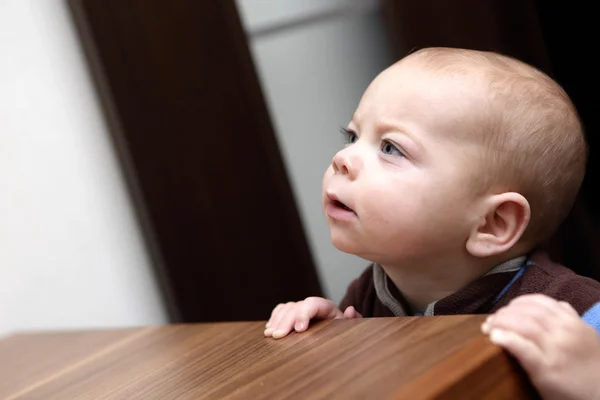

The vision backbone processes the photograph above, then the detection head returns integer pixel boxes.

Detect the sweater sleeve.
[582,302,600,334]
[338,265,374,315]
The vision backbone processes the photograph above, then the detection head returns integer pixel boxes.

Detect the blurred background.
[1,0,597,337]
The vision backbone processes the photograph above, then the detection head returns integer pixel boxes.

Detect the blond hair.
[407,47,587,245]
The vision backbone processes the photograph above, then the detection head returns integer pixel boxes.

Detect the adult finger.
[488,329,544,376]
[486,306,547,344]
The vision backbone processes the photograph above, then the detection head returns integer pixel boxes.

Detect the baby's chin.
[329,230,362,255]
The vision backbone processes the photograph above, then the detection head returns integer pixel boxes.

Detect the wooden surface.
[0,316,537,399]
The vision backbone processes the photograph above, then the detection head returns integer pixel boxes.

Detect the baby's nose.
[332,148,361,179]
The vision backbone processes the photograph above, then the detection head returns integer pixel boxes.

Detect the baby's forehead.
[359,63,487,120]
[360,53,553,130]
[349,67,501,154]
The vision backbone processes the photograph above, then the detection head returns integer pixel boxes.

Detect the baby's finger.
[488,329,544,376]
[343,306,362,319]
[304,297,343,319]
[264,302,293,337]
[271,308,299,339]
[293,304,312,333]
[266,303,285,328]
[293,297,338,332]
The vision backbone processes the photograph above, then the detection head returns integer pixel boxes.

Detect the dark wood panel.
[533,1,600,280]
[67,0,322,322]
[0,316,537,399]
[381,0,551,72]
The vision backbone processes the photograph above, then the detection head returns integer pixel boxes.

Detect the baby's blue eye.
[340,128,357,145]
[381,141,403,157]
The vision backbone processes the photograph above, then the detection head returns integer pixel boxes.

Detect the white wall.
[236,0,395,303]
[0,1,168,336]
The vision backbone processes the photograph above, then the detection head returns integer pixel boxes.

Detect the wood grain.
[0,328,143,398]
[0,316,537,399]
[395,334,539,399]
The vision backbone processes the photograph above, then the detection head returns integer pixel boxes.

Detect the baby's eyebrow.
[377,121,424,153]
[348,116,360,129]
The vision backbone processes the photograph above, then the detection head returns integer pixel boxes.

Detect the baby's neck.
[380,254,501,314]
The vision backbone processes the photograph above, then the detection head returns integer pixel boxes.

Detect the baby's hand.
[264,297,362,339]
[482,294,600,400]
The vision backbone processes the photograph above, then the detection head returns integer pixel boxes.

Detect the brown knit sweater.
[339,250,600,316]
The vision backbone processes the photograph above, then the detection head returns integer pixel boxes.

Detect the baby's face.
[322,62,486,266]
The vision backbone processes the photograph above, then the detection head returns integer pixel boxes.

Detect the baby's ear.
[466,193,530,258]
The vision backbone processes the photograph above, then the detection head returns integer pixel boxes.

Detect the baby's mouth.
[325,194,357,221]
[333,199,354,212]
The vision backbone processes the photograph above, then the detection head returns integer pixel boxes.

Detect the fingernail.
[486,315,493,324]
[264,328,273,335]
[272,330,284,339]
[295,322,304,331]
[481,322,490,334]
[489,329,505,345]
